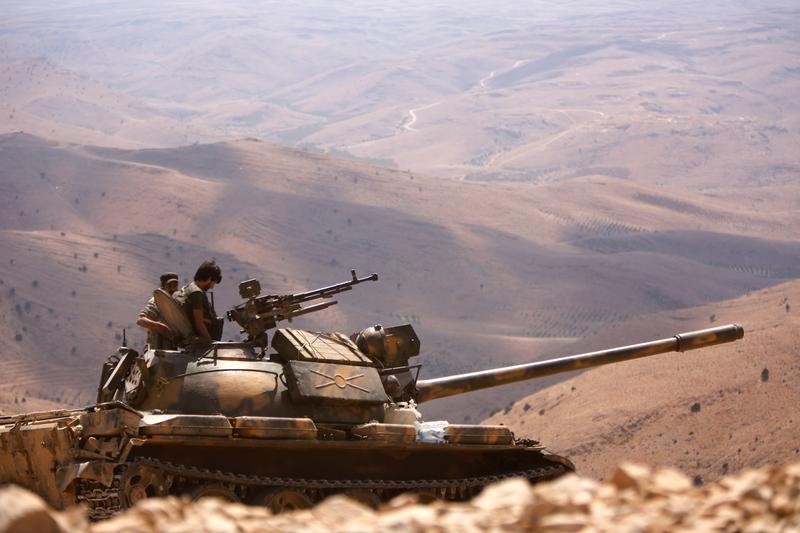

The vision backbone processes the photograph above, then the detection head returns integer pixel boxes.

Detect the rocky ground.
[1,462,798,532]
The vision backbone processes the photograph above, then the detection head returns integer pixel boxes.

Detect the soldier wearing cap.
[137,272,180,349]
[173,260,223,340]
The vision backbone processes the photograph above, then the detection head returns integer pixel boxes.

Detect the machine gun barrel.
[227,270,379,343]
[290,271,379,303]
[414,323,744,403]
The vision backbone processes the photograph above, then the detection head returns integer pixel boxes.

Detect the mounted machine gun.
[226,270,378,347]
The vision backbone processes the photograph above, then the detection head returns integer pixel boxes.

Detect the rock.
[312,495,375,529]
[528,474,597,518]
[5,461,800,532]
[651,467,692,493]
[377,504,440,532]
[471,477,533,512]
[609,462,652,491]
[0,485,71,533]
[536,512,588,532]
[383,492,423,510]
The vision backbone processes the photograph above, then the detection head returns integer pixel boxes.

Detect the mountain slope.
[1,132,798,421]
[488,279,800,483]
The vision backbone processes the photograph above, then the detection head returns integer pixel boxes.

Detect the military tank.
[0,271,744,520]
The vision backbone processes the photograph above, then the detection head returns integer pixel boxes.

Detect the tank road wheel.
[191,483,241,502]
[120,464,171,508]
[342,489,382,509]
[251,488,313,513]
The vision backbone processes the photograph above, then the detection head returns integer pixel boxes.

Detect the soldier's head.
[194,260,222,290]
[159,272,180,295]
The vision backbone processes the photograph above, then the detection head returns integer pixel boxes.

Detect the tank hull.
[132,437,571,481]
[0,404,572,519]
[2,323,743,518]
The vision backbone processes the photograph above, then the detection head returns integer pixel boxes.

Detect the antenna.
[122,328,127,347]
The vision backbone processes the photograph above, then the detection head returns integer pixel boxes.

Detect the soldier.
[173,260,223,340]
[136,272,180,349]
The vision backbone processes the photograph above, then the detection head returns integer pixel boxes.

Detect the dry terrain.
[2,462,799,531]
[2,1,797,184]
[489,279,800,484]
[0,0,798,487]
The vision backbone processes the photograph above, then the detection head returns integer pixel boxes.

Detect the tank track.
[76,476,123,521]
[134,456,569,490]
[76,457,569,520]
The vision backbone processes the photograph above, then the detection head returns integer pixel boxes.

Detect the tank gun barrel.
[414,323,744,403]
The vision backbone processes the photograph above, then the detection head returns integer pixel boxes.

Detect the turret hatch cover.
[153,289,194,340]
[272,328,372,364]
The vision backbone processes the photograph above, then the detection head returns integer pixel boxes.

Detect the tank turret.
[0,271,745,519]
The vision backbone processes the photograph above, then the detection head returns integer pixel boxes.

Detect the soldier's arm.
[192,308,212,339]
[137,300,172,336]
[136,315,172,337]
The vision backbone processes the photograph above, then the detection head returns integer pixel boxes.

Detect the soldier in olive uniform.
[137,272,180,349]
[173,260,223,340]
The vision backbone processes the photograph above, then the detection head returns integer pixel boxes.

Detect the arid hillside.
[0,60,217,149]
[0,132,798,425]
[2,1,797,184]
[489,279,800,484]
